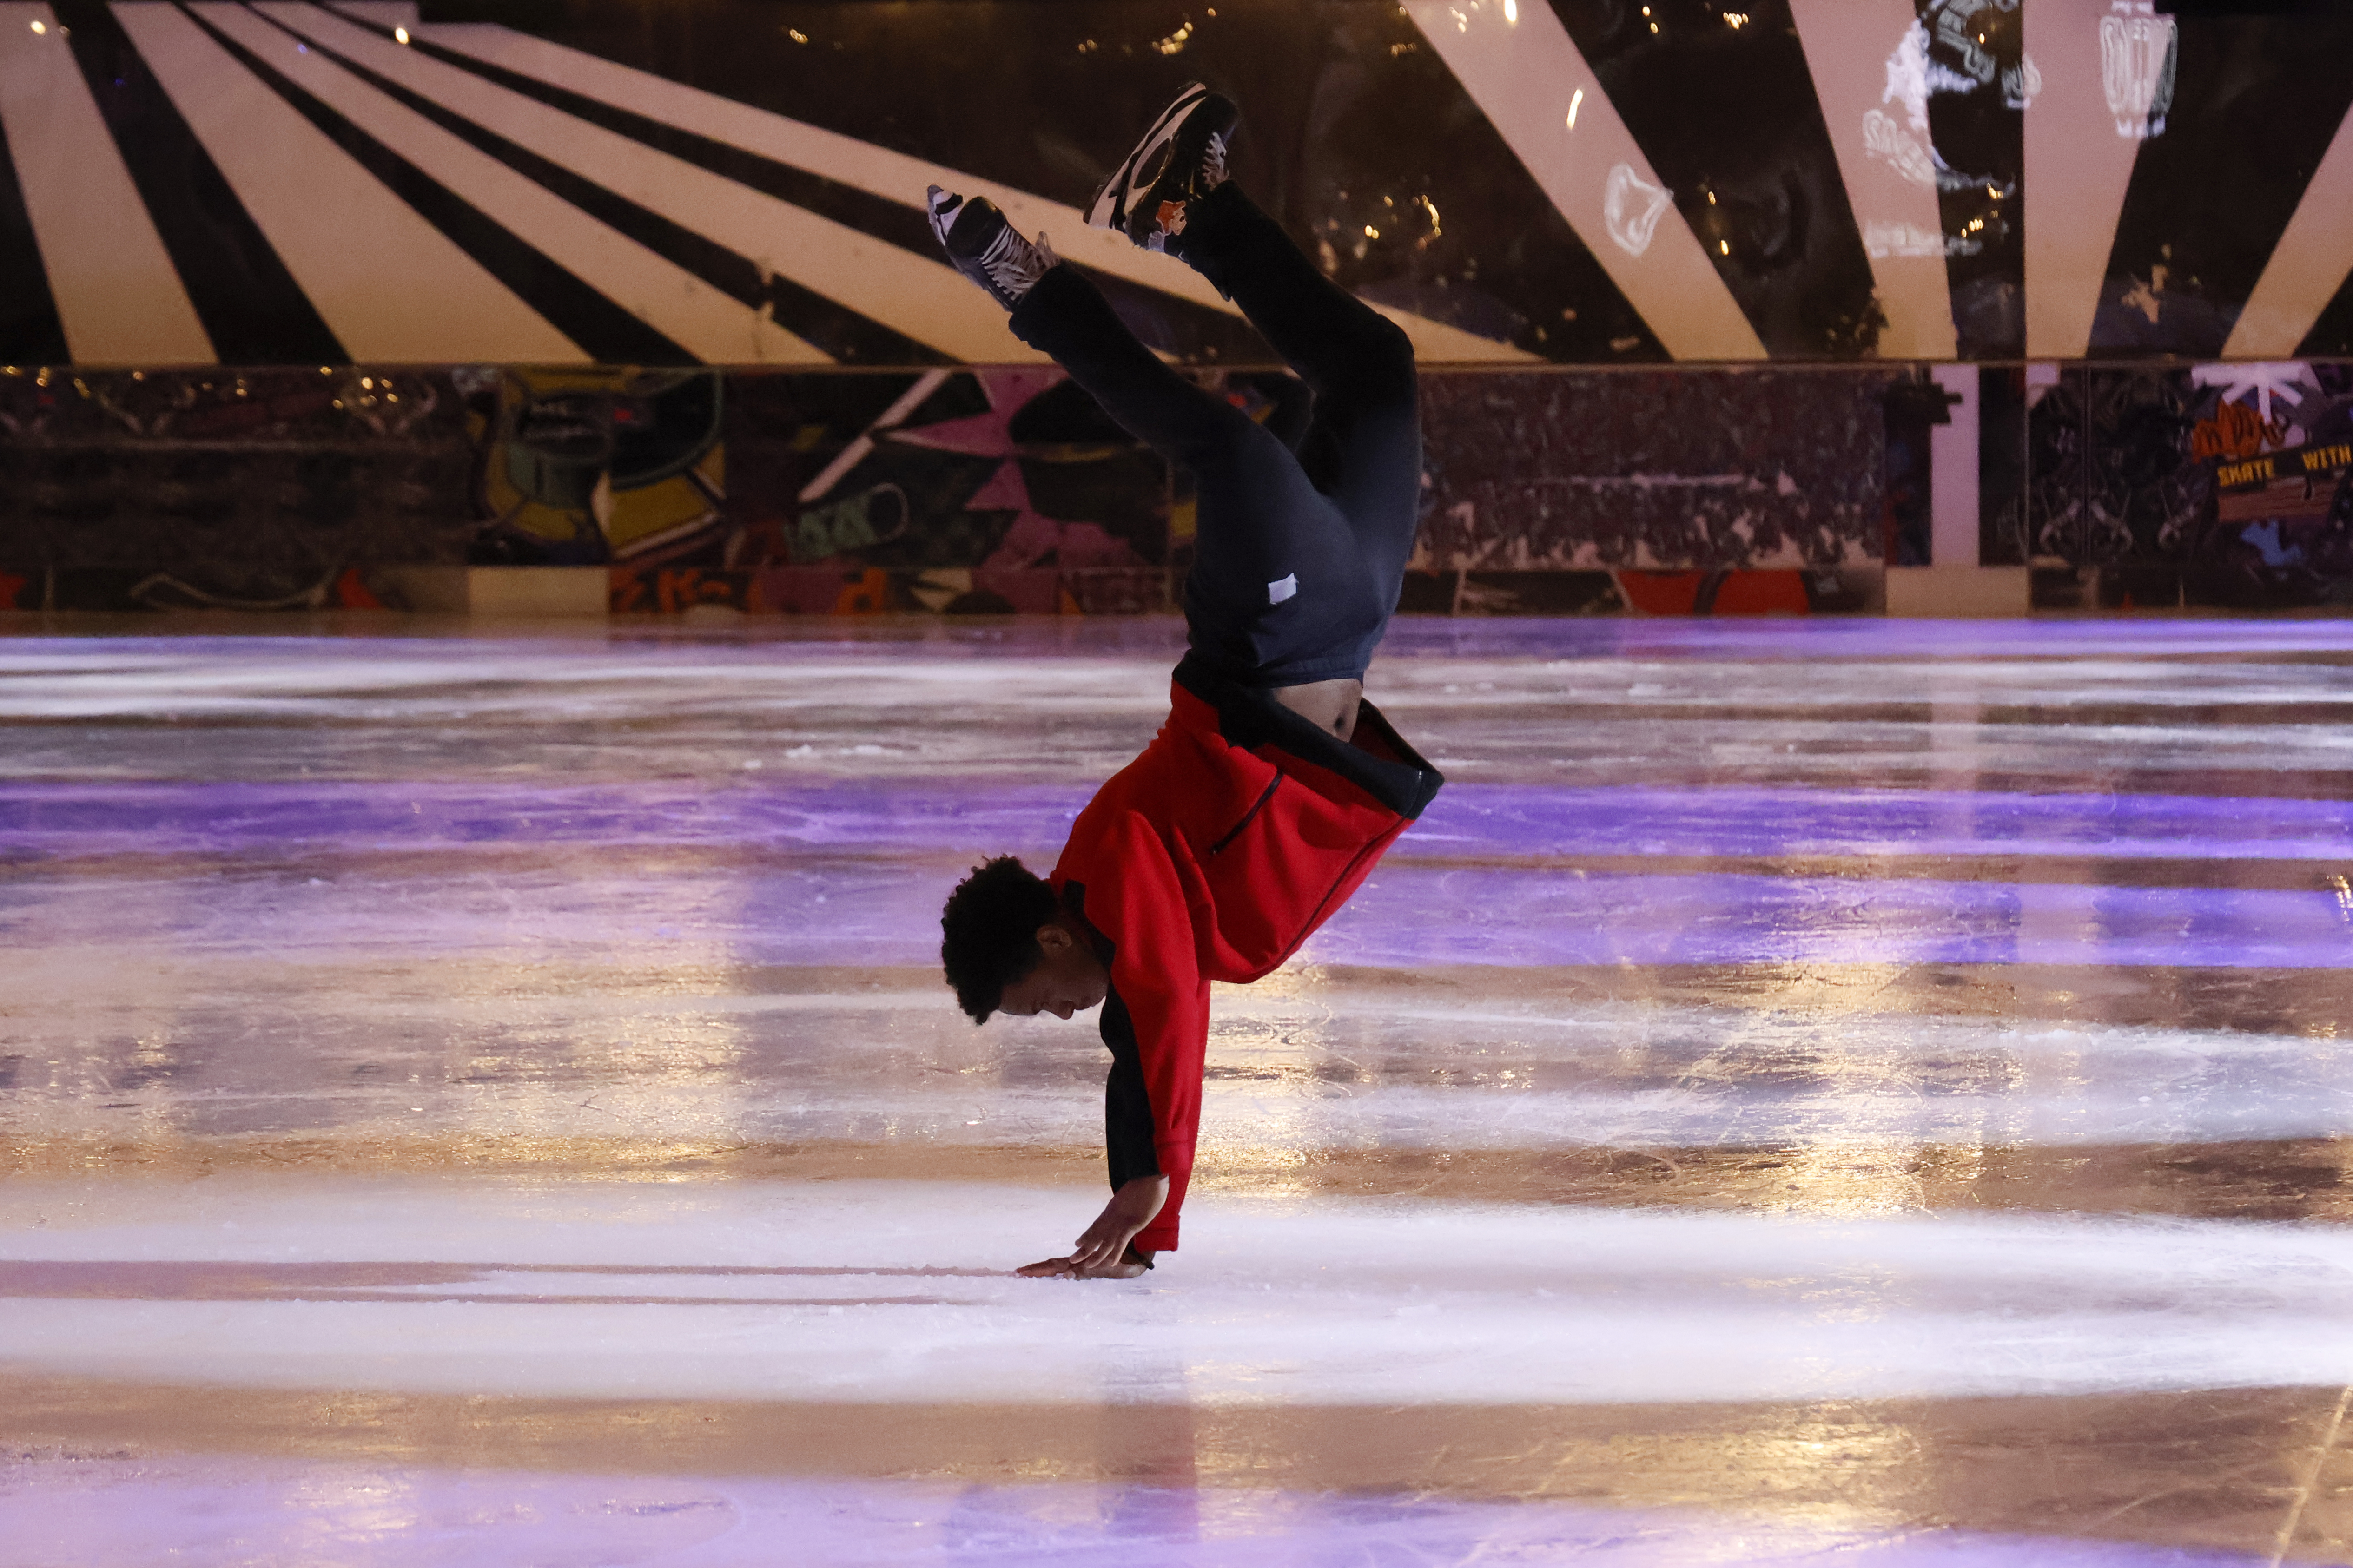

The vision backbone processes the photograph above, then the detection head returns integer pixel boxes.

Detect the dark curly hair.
[940,855,1059,1023]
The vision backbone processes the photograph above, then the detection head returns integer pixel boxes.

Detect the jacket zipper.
[1204,776,1283,857]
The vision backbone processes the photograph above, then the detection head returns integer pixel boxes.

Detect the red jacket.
[1050,659,1444,1252]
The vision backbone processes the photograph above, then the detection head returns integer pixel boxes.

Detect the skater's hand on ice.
[1016,1253,1150,1279]
[1069,1174,1166,1271]
[1018,1175,1166,1279]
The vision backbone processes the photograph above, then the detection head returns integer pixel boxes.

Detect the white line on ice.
[1,1178,2348,1408]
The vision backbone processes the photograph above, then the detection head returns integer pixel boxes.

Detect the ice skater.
[930,85,1444,1279]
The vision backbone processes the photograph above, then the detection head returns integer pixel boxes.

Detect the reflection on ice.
[2,978,2346,1154]
[8,853,2348,973]
[5,624,2352,792]
[0,1459,2266,1568]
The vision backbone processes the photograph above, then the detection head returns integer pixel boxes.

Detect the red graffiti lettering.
[2191,399,2290,462]
[833,568,893,616]
[609,570,654,614]
[655,569,702,614]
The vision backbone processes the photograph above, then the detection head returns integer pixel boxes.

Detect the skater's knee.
[1325,317,1416,403]
[1169,397,1291,472]
[1366,312,1414,365]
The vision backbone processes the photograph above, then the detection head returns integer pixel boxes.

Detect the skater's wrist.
[1112,1174,1169,1213]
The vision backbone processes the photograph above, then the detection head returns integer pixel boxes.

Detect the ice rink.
[3,617,2350,1565]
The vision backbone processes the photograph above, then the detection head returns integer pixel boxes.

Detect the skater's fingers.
[1017,1255,1078,1277]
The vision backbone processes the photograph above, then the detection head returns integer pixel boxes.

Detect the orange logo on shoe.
[1156,199,1189,236]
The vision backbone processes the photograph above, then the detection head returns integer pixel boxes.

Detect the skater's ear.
[1034,919,1076,958]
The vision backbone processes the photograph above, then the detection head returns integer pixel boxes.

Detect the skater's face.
[996,920,1109,1020]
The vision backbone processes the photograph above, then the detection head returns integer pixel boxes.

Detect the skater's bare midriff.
[1273,677,1362,741]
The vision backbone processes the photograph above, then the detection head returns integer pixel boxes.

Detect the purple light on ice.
[0,1462,2276,1567]
[13,859,2333,971]
[1,783,2345,862]
[1302,868,2353,970]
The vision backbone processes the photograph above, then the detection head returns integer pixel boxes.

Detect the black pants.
[1008,185,1421,686]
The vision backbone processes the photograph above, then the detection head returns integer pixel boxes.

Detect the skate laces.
[1142,134,1227,254]
[978,224,1057,299]
[1199,131,1228,194]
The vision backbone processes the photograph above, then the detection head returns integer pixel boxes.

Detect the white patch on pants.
[1267,573,1298,605]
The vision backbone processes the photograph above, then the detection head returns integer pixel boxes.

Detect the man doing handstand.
[930,84,1444,1279]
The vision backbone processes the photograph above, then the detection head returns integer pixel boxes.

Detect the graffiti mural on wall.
[0,366,473,611]
[470,368,728,569]
[610,367,1183,615]
[2188,364,2353,607]
[591,363,1898,616]
[10,359,2347,617]
[2027,361,2353,607]
[0,363,1914,617]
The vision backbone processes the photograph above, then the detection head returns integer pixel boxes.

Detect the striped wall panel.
[0,0,2348,368]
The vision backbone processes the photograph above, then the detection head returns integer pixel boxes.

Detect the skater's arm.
[1019,815,1207,1275]
[1101,814,1209,1246]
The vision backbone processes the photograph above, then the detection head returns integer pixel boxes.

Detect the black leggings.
[1007,185,1421,686]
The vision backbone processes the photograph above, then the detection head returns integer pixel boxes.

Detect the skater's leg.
[1176,184,1416,420]
[1007,264,1265,471]
[1177,185,1423,583]
[928,186,1381,686]
[1013,269,1380,685]
[1084,79,1408,402]
[926,184,1254,466]
[1087,85,1415,492]
[1088,89,1423,607]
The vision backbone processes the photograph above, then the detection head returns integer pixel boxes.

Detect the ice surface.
[0,1460,2269,1568]
[3,619,2351,1564]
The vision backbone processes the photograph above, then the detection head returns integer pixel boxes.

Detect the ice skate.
[926,185,1057,310]
[1083,81,1238,252]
